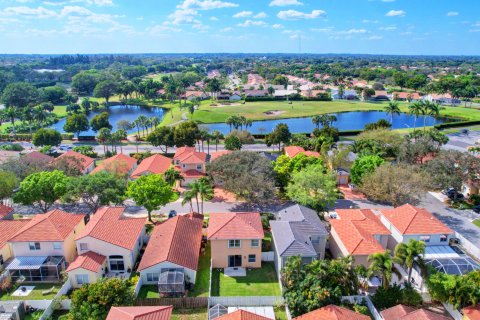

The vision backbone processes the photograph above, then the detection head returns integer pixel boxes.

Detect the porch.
[5,256,65,282]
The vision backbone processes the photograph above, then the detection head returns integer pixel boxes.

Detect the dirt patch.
[210,103,242,108]
[263,110,286,116]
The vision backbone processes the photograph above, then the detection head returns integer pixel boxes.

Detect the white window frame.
[29,242,41,251]
[310,236,320,245]
[53,242,62,250]
[440,235,448,242]
[75,274,89,285]
[228,240,241,248]
[420,235,431,243]
[251,239,259,248]
[248,254,256,263]
[79,243,88,251]
[146,273,159,282]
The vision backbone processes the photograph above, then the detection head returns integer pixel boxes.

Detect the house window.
[301,257,313,265]
[196,165,202,170]
[109,256,125,271]
[182,164,186,168]
[29,242,41,251]
[251,239,259,247]
[228,240,241,248]
[440,235,448,242]
[75,274,89,285]
[176,160,180,165]
[420,236,431,243]
[79,243,88,251]
[248,254,256,263]
[146,273,159,282]
[310,236,320,245]
[0,254,3,266]
[53,242,62,250]
[161,268,184,273]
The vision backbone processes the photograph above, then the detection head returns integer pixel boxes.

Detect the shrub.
[0,276,12,293]
[72,146,97,158]
[0,143,24,151]
[470,194,480,205]
[372,284,422,310]
[353,304,369,315]
[226,130,255,144]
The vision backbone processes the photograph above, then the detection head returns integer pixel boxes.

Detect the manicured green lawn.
[0,283,62,301]
[274,306,288,320]
[211,262,281,296]
[52,105,68,117]
[263,231,272,252]
[137,285,160,298]
[188,243,211,297]
[172,308,207,320]
[473,219,480,228]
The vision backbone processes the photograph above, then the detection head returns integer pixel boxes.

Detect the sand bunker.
[263,110,286,116]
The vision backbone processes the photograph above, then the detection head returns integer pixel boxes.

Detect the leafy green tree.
[71,70,101,96]
[273,153,324,189]
[224,135,242,151]
[127,174,174,222]
[147,126,176,154]
[267,123,291,150]
[368,250,398,290]
[394,239,426,282]
[164,166,183,187]
[372,284,423,310]
[32,128,62,147]
[271,75,289,87]
[173,121,199,147]
[63,172,126,213]
[285,164,337,212]
[13,170,68,212]
[72,145,97,158]
[355,129,403,158]
[90,112,112,132]
[63,113,89,139]
[40,86,68,104]
[93,80,118,105]
[0,171,18,203]
[0,82,39,109]
[69,278,134,320]
[117,119,132,132]
[350,154,384,185]
[426,270,480,309]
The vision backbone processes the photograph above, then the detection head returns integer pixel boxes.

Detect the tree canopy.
[32,128,62,147]
[350,154,384,185]
[63,113,89,138]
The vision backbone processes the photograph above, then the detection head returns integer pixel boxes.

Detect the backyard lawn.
[188,243,211,297]
[473,219,480,228]
[211,262,281,296]
[0,283,61,301]
[172,308,207,320]
[137,285,160,299]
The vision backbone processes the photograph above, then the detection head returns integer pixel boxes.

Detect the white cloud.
[362,19,379,24]
[0,6,57,18]
[446,11,459,17]
[277,9,325,20]
[272,23,283,29]
[473,21,480,27]
[310,27,333,33]
[237,19,266,27]
[233,10,252,18]
[386,10,405,17]
[220,27,232,32]
[209,16,218,20]
[254,12,267,19]
[177,0,238,11]
[381,0,395,2]
[168,8,199,24]
[269,0,303,7]
[379,26,397,31]
[338,28,367,34]
[365,35,383,40]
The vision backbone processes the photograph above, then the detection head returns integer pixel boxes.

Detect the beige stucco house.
[0,220,30,271]
[173,147,208,186]
[66,251,107,288]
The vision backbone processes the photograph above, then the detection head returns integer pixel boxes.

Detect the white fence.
[456,231,480,260]
[39,280,72,320]
[133,276,143,298]
[342,295,383,320]
[209,296,284,307]
[442,303,463,320]
[261,252,275,262]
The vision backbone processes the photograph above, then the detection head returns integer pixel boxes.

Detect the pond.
[203,111,453,134]
[52,105,165,135]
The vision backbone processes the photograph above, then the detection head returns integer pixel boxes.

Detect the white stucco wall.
[140,261,196,285]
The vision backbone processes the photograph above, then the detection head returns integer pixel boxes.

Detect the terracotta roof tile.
[173,147,196,160]
[0,220,31,248]
[381,305,451,320]
[130,154,172,179]
[381,304,416,320]
[138,214,203,271]
[0,204,14,219]
[216,310,272,320]
[9,210,84,242]
[57,150,94,172]
[293,305,370,320]
[91,153,137,175]
[380,204,453,235]
[75,207,146,250]
[207,212,264,240]
[180,169,205,178]
[66,251,106,273]
[174,147,207,164]
[23,151,54,163]
[284,146,305,158]
[463,305,480,320]
[210,150,232,162]
[106,306,173,320]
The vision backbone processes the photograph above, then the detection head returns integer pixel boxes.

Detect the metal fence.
[135,297,209,309]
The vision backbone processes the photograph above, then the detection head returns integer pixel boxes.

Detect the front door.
[228,255,242,267]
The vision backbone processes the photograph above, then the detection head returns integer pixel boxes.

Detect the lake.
[203,111,452,134]
[52,105,166,135]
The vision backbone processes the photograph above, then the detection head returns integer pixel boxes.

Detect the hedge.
[434,120,480,130]
[0,133,74,141]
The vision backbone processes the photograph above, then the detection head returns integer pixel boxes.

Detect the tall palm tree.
[424,101,441,127]
[4,107,18,134]
[408,102,425,131]
[149,116,161,130]
[211,130,224,152]
[181,189,195,213]
[164,166,183,187]
[188,181,201,213]
[384,101,401,126]
[113,130,127,153]
[136,115,149,136]
[368,250,398,289]
[33,106,48,125]
[311,115,322,129]
[96,127,112,154]
[196,177,214,214]
[394,239,426,282]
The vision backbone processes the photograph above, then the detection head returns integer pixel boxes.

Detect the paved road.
[443,130,480,152]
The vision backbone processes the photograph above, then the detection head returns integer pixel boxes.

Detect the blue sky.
[0,0,478,55]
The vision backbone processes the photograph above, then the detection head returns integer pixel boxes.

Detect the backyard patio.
[211,262,281,297]
[0,283,62,301]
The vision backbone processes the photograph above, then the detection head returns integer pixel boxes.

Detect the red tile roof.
[210,150,232,162]
[284,146,305,158]
[174,147,207,164]
[173,147,196,160]
[91,153,137,175]
[138,214,203,271]
[57,150,94,172]
[392,92,421,100]
[66,251,106,273]
[0,204,13,219]
[216,310,272,320]
[180,169,205,178]
[0,220,31,248]
[380,204,453,235]
[9,210,84,242]
[23,151,54,163]
[303,151,321,157]
[76,207,146,250]
[207,212,264,240]
[463,305,480,320]
[381,305,451,320]
[293,305,370,320]
[330,209,390,255]
[130,154,172,179]
[106,306,173,320]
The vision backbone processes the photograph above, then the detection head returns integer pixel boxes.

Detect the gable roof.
[91,153,137,175]
[138,214,203,271]
[66,251,106,273]
[216,310,272,320]
[9,210,84,242]
[284,146,305,158]
[293,305,370,320]
[57,150,94,172]
[23,151,54,163]
[380,204,453,235]
[0,204,14,219]
[392,92,421,100]
[75,207,146,250]
[330,209,390,255]
[463,305,480,320]
[130,154,172,179]
[0,220,31,248]
[210,150,232,162]
[174,147,207,164]
[381,305,451,320]
[207,212,264,240]
[106,306,173,320]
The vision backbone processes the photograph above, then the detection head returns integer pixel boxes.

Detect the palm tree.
[132,119,141,137]
[408,102,425,131]
[384,101,401,126]
[33,106,48,125]
[226,116,235,132]
[211,130,224,152]
[188,181,201,213]
[394,239,426,282]
[311,115,322,129]
[196,177,214,214]
[164,166,183,187]
[149,116,161,130]
[136,115,149,136]
[424,101,441,127]
[113,130,127,153]
[4,107,18,134]
[96,128,112,154]
[181,189,195,213]
[368,250,398,289]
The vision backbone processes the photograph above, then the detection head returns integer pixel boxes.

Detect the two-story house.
[173,147,208,186]
[70,207,146,287]
[0,220,30,271]
[91,153,138,177]
[378,204,454,250]
[207,212,264,269]
[6,209,86,281]
[329,208,391,267]
[270,204,328,275]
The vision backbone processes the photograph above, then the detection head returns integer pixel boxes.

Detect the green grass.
[137,285,160,299]
[0,283,62,301]
[188,243,211,297]
[24,311,44,320]
[211,262,281,296]
[52,105,68,117]
[263,231,272,252]
[171,308,207,320]
[274,306,288,320]
[473,219,480,228]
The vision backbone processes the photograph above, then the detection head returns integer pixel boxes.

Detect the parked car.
[473,206,480,214]
[443,188,464,201]
[168,210,177,219]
